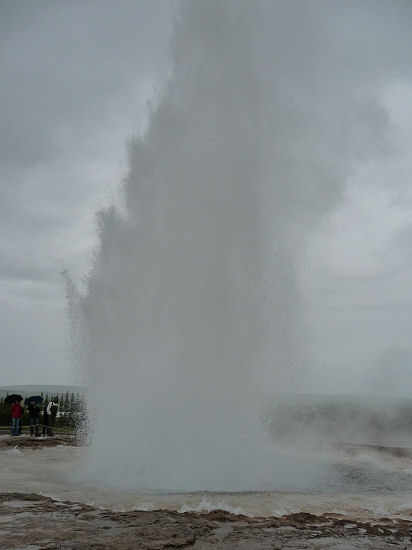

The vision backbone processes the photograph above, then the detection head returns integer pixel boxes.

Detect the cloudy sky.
[1,1,412,396]
[304,78,412,397]
[0,0,175,385]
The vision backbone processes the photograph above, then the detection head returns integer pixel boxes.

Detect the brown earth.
[0,434,78,450]
[0,492,411,549]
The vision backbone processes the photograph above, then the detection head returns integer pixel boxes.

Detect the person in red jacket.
[10,400,23,436]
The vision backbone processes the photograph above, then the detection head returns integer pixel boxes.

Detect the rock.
[0,492,411,548]
[0,434,77,449]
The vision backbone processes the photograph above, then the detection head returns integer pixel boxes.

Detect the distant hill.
[0,385,85,398]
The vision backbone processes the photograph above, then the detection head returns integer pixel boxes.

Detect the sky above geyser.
[1,0,412,397]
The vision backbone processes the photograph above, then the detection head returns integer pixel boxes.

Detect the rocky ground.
[0,492,411,549]
[1,436,412,548]
[0,433,78,449]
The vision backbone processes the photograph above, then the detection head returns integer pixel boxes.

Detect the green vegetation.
[0,392,85,431]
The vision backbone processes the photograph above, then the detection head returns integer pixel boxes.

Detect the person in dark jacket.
[28,401,40,436]
[10,400,23,436]
[42,403,49,435]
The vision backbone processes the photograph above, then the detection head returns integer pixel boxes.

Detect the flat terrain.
[1,435,412,548]
[0,433,78,449]
[0,492,411,549]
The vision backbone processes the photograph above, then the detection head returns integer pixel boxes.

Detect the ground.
[1,436,412,549]
[1,492,412,549]
[0,433,78,450]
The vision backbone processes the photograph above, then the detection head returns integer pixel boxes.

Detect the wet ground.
[0,433,78,450]
[1,492,412,549]
[1,436,412,548]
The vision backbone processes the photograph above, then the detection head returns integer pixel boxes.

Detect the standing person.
[18,404,24,435]
[46,397,59,436]
[10,400,23,436]
[42,403,49,435]
[28,400,40,437]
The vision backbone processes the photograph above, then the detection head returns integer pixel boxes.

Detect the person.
[18,404,24,435]
[28,400,40,437]
[46,397,59,436]
[10,400,23,436]
[42,403,49,436]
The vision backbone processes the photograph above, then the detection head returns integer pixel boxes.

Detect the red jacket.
[10,403,23,419]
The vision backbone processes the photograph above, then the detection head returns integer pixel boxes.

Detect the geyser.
[70,1,389,491]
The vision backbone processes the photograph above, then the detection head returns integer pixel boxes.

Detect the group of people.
[10,397,60,437]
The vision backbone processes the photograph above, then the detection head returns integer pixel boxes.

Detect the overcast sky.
[304,78,412,397]
[0,0,175,385]
[1,1,412,396]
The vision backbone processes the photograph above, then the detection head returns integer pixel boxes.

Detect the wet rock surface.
[0,493,411,549]
[0,434,78,450]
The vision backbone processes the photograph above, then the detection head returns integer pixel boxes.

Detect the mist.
[66,1,412,491]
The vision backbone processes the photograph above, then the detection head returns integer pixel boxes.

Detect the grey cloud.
[391,224,412,257]
[1,0,412,389]
[0,0,174,167]
[0,1,176,384]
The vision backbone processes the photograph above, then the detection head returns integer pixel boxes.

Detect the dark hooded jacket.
[28,403,40,418]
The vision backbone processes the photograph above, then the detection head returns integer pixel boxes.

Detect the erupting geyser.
[69,1,388,490]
